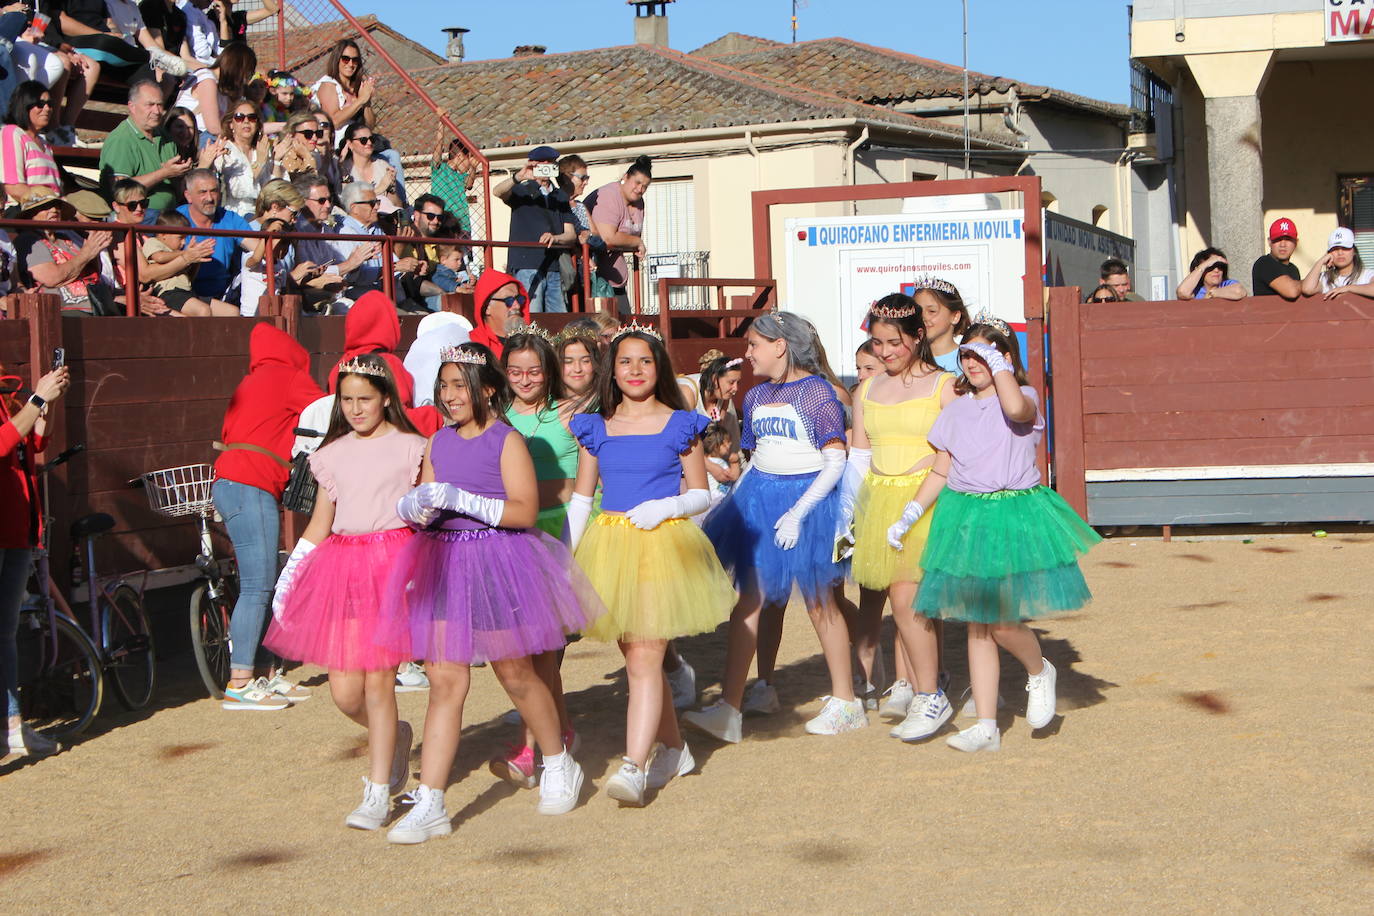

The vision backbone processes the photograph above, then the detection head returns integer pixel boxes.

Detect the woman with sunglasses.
[107,177,213,315]
[1177,248,1247,301]
[1,81,61,204]
[273,112,339,194]
[239,179,322,317]
[313,40,406,204]
[340,122,400,215]
[1084,285,1121,304]
[213,100,272,218]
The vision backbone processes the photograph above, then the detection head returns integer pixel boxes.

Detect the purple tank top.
[428,423,509,530]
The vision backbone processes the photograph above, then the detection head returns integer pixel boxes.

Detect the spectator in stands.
[0,8,30,118]
[61,0,186,93]
[239,178,318,317]
[333,179,384,302]
[1251,218,1303,301]
[1178,248,1247,301]
[290,175,378,313]
[393,192,444,311]
[99,78,189,212]
[1084,284,1121,303]
[1302,227,1374,299]
[213,98,270,218]
[338,121,399,214]
[469,269,530,358]
[429,122,474,233]
[107,176,209,308]
[162,104,196,159]
[312,38,404,188]
[557,153,598,307]
[176,166,248,304]
[13,189,114,315]
[590,154,651,310]
[12,14,93,147]
[271,111,334,191]
[260,68,306,130]
[173,40,254,137]
[494,144,575,313]
[141,209,227,315]
[194,0,281,48]
[1,80,61,204]
[1099,257,1143,301]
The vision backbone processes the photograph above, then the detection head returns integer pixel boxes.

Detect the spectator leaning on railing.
[1,80,61,204]
[99,78,190,213]
[494,144,575,314]
[12,189,115,315]
[333,179,384,303]
[557,153,598,307]
[1177,247,1247,301]
[239,177,318,317]
[589,154,652,309]
[1302,228,1374,300]
[175,166,247,311]
[1251,218,1303,301]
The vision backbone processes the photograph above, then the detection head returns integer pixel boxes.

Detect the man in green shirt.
[98,79,192,214]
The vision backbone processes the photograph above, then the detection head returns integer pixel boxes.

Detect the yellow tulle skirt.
[851,470,936,590]
[575,514,735,642]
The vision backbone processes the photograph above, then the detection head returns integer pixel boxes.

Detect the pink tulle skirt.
[264,528,412,671]
[386,526,604,665]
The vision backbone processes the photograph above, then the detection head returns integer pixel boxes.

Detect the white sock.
[543,749,569,769]
[978,718,998,736]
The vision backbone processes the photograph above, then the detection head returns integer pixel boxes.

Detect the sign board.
[1044,213,1136,299]
[1327,1,1374,42]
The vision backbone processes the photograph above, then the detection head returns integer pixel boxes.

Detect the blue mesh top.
[740,375,846,474]
[570,410,709,512]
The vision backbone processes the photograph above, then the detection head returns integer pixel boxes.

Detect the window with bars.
[641,177,708,312]
[1338,176,1374,266]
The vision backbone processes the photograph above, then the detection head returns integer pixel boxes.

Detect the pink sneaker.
[488,744,537,789]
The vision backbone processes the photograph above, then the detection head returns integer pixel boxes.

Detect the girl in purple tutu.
[383,342,603,844]
[265,354,427,833]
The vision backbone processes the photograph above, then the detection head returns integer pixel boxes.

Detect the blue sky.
[333,0,1132,105]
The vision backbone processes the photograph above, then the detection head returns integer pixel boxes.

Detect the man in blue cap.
[493,145,575,313]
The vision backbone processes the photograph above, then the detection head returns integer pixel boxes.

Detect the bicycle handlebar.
[40,443,85,473]
[293,427,323,437]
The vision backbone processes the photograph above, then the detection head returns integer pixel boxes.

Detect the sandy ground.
[2,533,1372,913]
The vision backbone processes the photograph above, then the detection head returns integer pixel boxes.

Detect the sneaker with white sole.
[147,46,188,77]
[389,721,413,795]
[1025,658,1058,729]
[345,777,391,829]
[646,741,695,790]
[262,672,310,702]
[859,681,879,711]
[667,657,697,709]
[889,692,926,738]
[7,723,57,756]
[898,691,953,742]
[222,678,290,711]
[395,662,429,693]
[741,679,780,716]
[387,785,451,844]
[536,754,584,815]
[804,696,868,735]
[489,744,537,789]
[605,758,647,807]
[682,699,743,744]
[959,690,1007,719]
[946,722,1001,753]
[878,679,915,719]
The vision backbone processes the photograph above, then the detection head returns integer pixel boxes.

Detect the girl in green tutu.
[893,320,1100,753]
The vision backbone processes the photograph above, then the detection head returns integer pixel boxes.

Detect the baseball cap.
[528,145,559,162]
[1268,218,1297,242]
[1328,227,1355,250]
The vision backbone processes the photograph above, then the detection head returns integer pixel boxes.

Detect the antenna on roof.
[791,0,809,44]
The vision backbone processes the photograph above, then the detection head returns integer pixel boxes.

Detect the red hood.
[326,291,415,405]
[470,270,529,357]
[249,322,310,374]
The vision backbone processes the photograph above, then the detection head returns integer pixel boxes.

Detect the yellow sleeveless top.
[860,372,954,476]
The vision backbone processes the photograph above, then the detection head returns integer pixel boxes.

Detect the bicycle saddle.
[70,513,116,540]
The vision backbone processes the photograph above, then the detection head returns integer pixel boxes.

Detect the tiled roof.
[689,32,782,57]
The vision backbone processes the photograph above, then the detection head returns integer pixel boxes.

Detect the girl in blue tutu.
[901,321,1101,753]
[686,312,862,744]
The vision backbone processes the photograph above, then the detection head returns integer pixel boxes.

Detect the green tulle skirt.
[914,487,1100,624]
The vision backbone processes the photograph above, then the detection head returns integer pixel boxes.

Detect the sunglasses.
[29,99,52,110]
[296,129,324,139]
[307,196,331,204]
[353,199,380,208]
[571,173,589,181]
[232,111,259,122]
[493,295,528,309]
[119,199,149,210]
[340,55,361,63]
[418,210,443,220]
[1088,296,1115,303]
[352,136,374,145]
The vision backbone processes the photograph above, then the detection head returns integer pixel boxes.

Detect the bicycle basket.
[142,463,216,517]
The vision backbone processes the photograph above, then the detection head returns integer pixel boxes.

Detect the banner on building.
[1326,0,1374,42]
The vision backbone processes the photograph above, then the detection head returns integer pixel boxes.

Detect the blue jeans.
[515,264,565,313]
[212,479,280,672]
[1,548,31,718]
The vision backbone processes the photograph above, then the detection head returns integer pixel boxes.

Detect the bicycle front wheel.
[16,610,104,738]
[103,585,157,710]
[189,578,235,699]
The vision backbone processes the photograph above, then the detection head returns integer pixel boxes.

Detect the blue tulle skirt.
[703,468,842,606]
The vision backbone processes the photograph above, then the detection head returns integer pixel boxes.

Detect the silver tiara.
[970,309,1012,338]
[438,346,487,366]
[337,356,388,378]
[911,274,960,297]
[612,320,662,342]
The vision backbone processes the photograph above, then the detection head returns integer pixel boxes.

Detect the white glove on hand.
[271,538,315,619]
[836,447,871,538]
[774,448,846,550]
[886,501,924,550]
[396,487,439,529]
[415,481,506,528]
[958,341,1013,376]
[625,489,711,531]
[565,492,593,551]
[774,509,803,550]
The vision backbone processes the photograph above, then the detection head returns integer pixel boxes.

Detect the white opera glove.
[774,449,846,550]
[396,487,439,530]
[886,500,925,550]
[271,538,315,619]
[959,341,1013,376]
[625,489,711,531]
[415,481,506,528]
[565,491,594,551]
[835,447,871,537]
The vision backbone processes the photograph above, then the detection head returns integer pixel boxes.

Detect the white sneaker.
[221,678,290,711]
[345,777,391,830]
[878,679,915,719]
[148,46,188,77]
[395,662,430,693]
[959,690,1006,719]
[897,691,953,742]
[1025,658,1058,729]
[859,681,879,711]
[682,699,743,744]
[741,679,780,716]
[646,741,695,790]
[605,758,647,807]
[537,754,584,815]
[7,723,57,756]
[804,696,868,735]
[389,721,413,795]
[667,658,697,709]
[946,722,1001,753]
[387,785,451,844]
[262,672,310,702]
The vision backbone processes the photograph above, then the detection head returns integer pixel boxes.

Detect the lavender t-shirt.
[927,387,1044,493]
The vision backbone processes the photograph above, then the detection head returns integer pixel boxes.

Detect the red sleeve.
[0,419,19,458]
[286,369,326,415]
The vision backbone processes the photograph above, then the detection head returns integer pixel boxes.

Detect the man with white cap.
[1251,217,1302,300]
[1301,227,1374,299]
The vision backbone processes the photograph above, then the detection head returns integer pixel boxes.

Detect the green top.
[429,162,471,232]
[506,403,579,480]
[98,119,182,212]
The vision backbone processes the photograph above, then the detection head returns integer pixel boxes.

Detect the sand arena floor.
[2,533,1372,912]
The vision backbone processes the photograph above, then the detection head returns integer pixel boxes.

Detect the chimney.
[630,0,673,48]
[513,45,547,57]
[442,27,468,63]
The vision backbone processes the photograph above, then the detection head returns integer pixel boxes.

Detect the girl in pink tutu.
[265,354,426,833]
[383,342,604,845]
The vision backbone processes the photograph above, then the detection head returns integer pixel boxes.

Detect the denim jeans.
[514,264,565,313]
[212,479,280,671]
[0,548,32,718]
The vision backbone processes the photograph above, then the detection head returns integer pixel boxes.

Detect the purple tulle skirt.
[386,526,605,665]
[264,528,413,671]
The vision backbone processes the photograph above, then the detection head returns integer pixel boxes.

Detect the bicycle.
[140,463,237,699]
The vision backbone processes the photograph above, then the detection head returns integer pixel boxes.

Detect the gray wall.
[1133,0,1320,21]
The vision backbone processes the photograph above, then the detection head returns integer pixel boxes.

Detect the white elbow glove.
[626,489,711,531]
[271,537,315,619]
[565,491,594,551]
[774,449,846,550]
[835,447,871,537]
[415,481,505,528]
[886,500,925,550]
[396,487,439,530]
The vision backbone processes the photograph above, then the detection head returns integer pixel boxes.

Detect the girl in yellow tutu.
[838,288,957,745]
[566,326,734,807]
